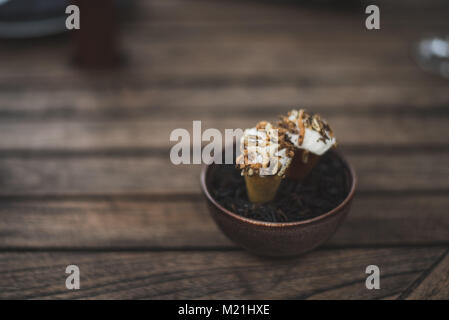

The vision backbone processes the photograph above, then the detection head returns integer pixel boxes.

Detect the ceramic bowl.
[200,150,357,257]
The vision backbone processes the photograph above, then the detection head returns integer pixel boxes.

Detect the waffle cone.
[287,149,320,181]
[244,175,282,203]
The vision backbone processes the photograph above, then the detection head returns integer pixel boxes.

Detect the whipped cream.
[236,122,293,177]
[283,109,336,156]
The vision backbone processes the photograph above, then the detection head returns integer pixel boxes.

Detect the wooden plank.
[0,152,447,196]
[2,37,447,91]
[2,23,448,88]
[134,0,449,26]
[123,42,419,74]
[2,45,438,88]
[3,68,445,90]
[381,293,402,300]
[127,25,447,44]
[0,198,228,249]
[0,247,443,299]
[405,250,449,300]
[0,114,449,150]
[2,13,447,92]
[1,34,444,83]
[2,0,448,88]
[333,194,449,246]
[0,194,447,249]
[2,87,449,118]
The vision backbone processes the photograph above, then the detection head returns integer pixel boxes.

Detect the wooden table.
[1,0,448,299]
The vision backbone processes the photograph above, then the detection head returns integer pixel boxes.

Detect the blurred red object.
[73,0,121,68]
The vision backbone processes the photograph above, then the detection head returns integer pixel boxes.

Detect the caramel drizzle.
[236,122,295,176]
[297,109,305,146]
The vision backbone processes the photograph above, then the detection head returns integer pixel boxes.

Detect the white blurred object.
[415,36,449,79]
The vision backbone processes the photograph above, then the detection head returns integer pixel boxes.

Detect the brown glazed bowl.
[200,150,357,257]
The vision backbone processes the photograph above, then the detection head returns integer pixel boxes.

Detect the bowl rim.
[200,149,357,228]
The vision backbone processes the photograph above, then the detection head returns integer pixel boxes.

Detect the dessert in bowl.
[200,109,356,257]
[236,121,295,203]
[279,109,337,181]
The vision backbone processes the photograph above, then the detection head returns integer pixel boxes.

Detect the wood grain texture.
[3,66,445,90]
[0,152,447,196]
[2,39,447,89]
[405,250,449,300]
[2,1,449,89]
[0,247,444,299]
[1,115,449,150]
[0,0,448,300]
[0,194,448,249]
[2,87,449,120]
[136,0,449,25]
